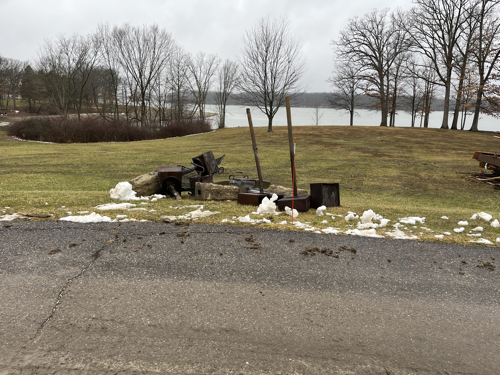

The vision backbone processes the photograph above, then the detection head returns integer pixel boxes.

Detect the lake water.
[206,104,500,132]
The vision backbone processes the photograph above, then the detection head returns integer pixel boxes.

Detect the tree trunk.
[267,115,273,132]
[350,109,354,126]
[470,91,483,132]
[441,70,452,129]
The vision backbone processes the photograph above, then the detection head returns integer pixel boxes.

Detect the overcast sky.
[2,0,414,92]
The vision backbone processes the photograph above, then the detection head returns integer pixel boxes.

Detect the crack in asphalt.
[30,234,118,342]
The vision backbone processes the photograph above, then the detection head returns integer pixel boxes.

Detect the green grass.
[1,125,500,246]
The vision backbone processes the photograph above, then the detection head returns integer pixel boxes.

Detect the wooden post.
[285,97,298,196]
[246,108,264,193]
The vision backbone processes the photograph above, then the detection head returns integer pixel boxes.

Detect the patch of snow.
[471,238,493,245]
[59,212,114,223]
[255,194,280,215]
[434,235,444,239]
[491,219,500,228]
[316,205,327,216]
[322,227,340,234]
[321,220,328,224]
[457,220,468,226]
[471,226,483,232]
[94,203,136,210]
[453,227,465,233]
[344,211,359,221]
[116,215,128,219]
[284,206,299,218]
[385,229,419,240]
[345,228,384,238]
[441,216,449,220]
[110,182,137,201]
[399,216,425,225]
[0,213,25,221]
[443,232,452,236]
[77,211,89,214]
[470,212,492,222]
[467,233,481,237]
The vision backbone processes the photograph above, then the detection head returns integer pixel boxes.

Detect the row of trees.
[330,0,500,131]
[0,18,304,132]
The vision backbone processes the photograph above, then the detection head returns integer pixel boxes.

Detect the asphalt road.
[0,221,499,375]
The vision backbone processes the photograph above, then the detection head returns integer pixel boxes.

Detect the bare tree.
[36,35,84,117]
[237,17,305,132]
[327,61,362,126]
[2,58,26,110]
[214,59,239,128]
[20,64,46,113]
[112,24,174,127]
[469,0,500,131]
[335,9,410,127]
[167,45,191,121]
[406,0,470,129]
[186,52,220,121]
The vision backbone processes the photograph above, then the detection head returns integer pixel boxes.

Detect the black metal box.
[310,183,340,208]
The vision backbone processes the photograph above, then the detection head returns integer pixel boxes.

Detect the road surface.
[0,221,499,374]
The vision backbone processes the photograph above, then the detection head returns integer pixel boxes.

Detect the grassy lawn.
[1,123,500,245]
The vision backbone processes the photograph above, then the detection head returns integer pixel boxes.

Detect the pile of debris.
[471,151,500,189]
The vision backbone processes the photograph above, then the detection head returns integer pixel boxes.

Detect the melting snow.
[454,227,465,233]
[491,219,500,228]
[94,203,136,210]
[457,220,469,226]
[470,212,493,222]
[254,194,280,215]
[471,238,493,245]
[284,206,299,218]
[59,212,114,223]
[344,211,359,221]
[399,216,425,225]
[316,205,327,216]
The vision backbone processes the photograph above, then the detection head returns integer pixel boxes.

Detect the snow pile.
[471,238,493,245]
[441,216,449,220]
[284,206,299,218]
[0,213,25,221]
[59,212,114,223]
[255,194,280,215]
[399,216,425,225]
[190,208,220,219]
[385,229,419,240]
[344,211,359,221]
[322,227,340,234]
[435,234,444,239]
[162,206,219,221]
[471,226,483,232]
[457,220,468,226]
[454,227,465,233]
[94,203,136,210]
[109,182,137,200]
[345,228,384,238]
[491,219,500,228]
[470,212,493,222]
[316,205,327,216]
[357,209,390,229]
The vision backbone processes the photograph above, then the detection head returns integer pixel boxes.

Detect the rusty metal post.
[246,108,264,193]
[285,97,298,196]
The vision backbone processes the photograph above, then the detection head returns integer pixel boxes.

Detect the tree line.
[0,18,304,132]
[330,0,500,131]
[2,1,500,133]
